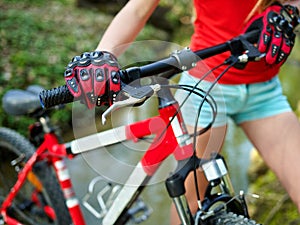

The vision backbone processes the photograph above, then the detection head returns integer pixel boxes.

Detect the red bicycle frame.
[1,30,266,224]
[1,95,194,225]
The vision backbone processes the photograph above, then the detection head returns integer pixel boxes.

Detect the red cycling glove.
[64,51,121,109]
[244,3,299,66]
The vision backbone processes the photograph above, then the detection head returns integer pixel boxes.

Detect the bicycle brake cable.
[126,83,217,144]
[149,60,227,150]
[192,57,240,208]
[158,61,224,135]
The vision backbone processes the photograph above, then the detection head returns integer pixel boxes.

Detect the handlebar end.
[39,85,74,109]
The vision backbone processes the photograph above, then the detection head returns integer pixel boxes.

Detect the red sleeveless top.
[189,0,279,84]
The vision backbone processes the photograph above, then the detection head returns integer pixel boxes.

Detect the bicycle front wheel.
[0,127,72,225]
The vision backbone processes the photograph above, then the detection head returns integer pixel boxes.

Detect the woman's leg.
[240,111,300,211]
[170,125,227,224]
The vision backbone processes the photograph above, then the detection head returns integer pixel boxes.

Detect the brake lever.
[239,36,264,62]
[101,84,161,124]
[228,34,265,69]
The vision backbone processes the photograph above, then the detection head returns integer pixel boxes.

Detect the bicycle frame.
[0,124,86,224]
[1,80,198,225]
[2,31,263,225]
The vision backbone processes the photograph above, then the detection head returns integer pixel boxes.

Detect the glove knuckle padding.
[266,30,282,64]
[64,51,121,108]
[244,3,299,66]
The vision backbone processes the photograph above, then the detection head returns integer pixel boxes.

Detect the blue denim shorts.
[174,72,292,127]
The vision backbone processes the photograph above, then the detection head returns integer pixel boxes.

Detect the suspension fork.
[166,157,200,225]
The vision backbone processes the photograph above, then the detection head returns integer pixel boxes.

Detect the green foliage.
[0,0,298,136]
[0,0,99,133]
[279,40,300,111]
[0,0,188,135]
[249,169,299,224]
[161,0,193,24]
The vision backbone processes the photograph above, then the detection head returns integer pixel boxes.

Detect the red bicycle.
[1,31,262,225]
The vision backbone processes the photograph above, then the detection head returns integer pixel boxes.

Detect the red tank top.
[189,0,279,84]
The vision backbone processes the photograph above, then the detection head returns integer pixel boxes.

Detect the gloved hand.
[64,51,121,109]
[244,3,299,66]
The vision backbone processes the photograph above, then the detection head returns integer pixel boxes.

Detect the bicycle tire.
[0,127,72,225]
[207,212,260,225]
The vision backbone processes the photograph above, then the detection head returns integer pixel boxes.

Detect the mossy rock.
[247,150,299,224]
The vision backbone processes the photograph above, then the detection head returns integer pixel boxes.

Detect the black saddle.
[2,85,44,116]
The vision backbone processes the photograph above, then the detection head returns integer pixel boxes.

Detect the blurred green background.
[0,0,193,134]
[1,0,300,224]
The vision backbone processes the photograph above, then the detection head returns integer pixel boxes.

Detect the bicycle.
[0,30,266,225]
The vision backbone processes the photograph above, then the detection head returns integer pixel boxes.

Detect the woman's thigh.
[240,111,300,211]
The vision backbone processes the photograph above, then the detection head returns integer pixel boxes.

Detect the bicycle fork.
[165,154,239,225]
[155,79,241,224]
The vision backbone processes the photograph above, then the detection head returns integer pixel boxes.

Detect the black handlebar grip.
[242,29,260,44]
[39,85,74,109]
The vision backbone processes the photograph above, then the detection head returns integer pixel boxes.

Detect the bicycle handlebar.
[39,30,260,109]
